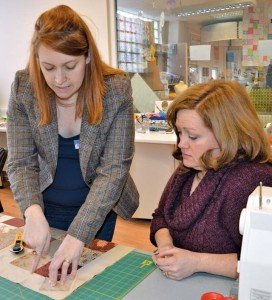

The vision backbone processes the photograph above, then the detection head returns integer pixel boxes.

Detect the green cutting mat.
[67,251,157,299]
[0,276,50,299]
[0,251,157,300]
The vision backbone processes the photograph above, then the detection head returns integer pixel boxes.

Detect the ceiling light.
[177,2,254,17]
[213,11,243,19]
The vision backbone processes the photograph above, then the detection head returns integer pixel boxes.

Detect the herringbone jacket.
[7,69,139,244]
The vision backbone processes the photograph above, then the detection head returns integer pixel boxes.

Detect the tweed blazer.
[7,69,139,244]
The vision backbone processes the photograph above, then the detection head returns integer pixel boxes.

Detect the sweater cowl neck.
[164,163,236,230]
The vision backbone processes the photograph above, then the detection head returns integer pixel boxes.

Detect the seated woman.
[150,80,272,280]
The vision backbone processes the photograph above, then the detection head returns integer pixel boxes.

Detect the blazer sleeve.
[67,75,136,244]
[6,71,44,216]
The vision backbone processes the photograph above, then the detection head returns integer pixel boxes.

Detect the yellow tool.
[9,231,24,254]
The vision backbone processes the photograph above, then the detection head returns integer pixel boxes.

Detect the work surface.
[0,213,236,299]
[0,251,157,299]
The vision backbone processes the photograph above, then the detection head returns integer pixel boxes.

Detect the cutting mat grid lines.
[0,251,156,300]
[66,251,157,300]
[0,276,51,300]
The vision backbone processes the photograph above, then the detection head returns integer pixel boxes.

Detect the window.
[116,11,160,73]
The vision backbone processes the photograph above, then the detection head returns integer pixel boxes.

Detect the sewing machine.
[238,184,272,300]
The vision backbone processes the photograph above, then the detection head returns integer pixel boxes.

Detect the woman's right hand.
[153,247,200,280]
[23,204,51,272]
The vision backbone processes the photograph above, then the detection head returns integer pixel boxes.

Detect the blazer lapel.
[37,102,58,174]
[79,105,99,179]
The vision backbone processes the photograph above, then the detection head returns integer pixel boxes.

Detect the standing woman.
[7,5,138,286]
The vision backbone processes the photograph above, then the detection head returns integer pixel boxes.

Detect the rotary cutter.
[9,231,24,254]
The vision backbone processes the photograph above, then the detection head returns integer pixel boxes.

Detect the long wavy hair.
[167,80,272,170]
[28,5,123,125]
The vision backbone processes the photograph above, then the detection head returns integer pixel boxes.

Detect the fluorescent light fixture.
[177,2,254,17]
[213,11,243,19]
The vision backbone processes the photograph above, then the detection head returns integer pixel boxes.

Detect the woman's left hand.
[153,247,200,280]
[49,234,84,286]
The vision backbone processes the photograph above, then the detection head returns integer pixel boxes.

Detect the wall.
[0,0,116,111]
[201,22,242,43]
[242,0,272,66]
[167,20,188,81]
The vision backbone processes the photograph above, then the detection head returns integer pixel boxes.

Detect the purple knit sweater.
[150,160,272,255]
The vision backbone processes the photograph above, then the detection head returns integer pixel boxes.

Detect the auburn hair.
[28,5,124,125]
[167,80,272,170]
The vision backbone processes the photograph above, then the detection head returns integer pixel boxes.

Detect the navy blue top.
[43,134,89,230]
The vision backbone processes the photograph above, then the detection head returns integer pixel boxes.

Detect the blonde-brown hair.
[28,5,124,125]
[167,80,272,170]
